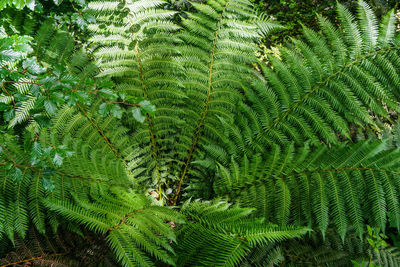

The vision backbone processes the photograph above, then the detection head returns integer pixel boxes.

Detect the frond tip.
[175,201,309,267]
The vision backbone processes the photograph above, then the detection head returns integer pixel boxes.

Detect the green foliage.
[280,230,400,266]
[0,226,119,266]
[251,0,398,43]
[175,201,309,266]
[0,20,100,131]
[45,188,184,266]
[1,0,400,266]
[219,3,400,155]
[214,141,400,239]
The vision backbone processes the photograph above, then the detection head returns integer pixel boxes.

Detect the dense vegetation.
[1,0,400,266]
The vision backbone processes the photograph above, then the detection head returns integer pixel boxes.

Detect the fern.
[0,226,118,267]
[2,0,400,266]
[278,229,400,266]
[214,140,400,239]
[88,0,184,199]
[214,1,400,159]
[44,188,184,267]
[175,201,309,267]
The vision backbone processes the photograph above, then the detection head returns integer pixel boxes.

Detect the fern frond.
[175,201,309,267]
[44,190,183,267]
[214,140,400,239]
[214,1,400,159]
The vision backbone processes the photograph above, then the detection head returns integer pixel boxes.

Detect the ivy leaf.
[132,107,146,123]
[29,84,41,97]
[0,68,10,78]
[71,13,88,30]
[73,0,87,7]
[50,92,64,104]
[44,100,58,115]
[139,100,156,116]
[84,14,96,24]
[98,80,115,88]
[14,93,29,102]
[52,153,63,167]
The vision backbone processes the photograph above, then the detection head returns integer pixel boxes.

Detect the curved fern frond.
[88,0,183,198]
[44,189,184,267]
[219,1,400,156]
[173,0,262,202]
[0,226,118,267]
[279,229,400,266]
[214,140,400,239]
[175,201,309,267]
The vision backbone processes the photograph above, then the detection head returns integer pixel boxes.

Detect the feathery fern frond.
[175,201,309,267]
[88,0,183,198]
[0,226,119,267]
[171,0,264,202]
[216,1,400,158]
[214,140,400,239]
[44,188,184,267]
[279,229,400,267]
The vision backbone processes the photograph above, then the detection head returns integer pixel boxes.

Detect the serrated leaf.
[98,102,109,116]
[139,100,156,116]
[22,57,46,74]
[132,107,146,123]
[3,109,15,121]
[44,100,57,115]
[111,104,123,119]
[98,80,115,88]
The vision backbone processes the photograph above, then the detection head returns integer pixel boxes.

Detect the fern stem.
[0,142,18,166]
[107,208,144,232]
[0,84,16,106]
[76,104,121,158]
[135,45,163,202]
[173,0,230,205]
